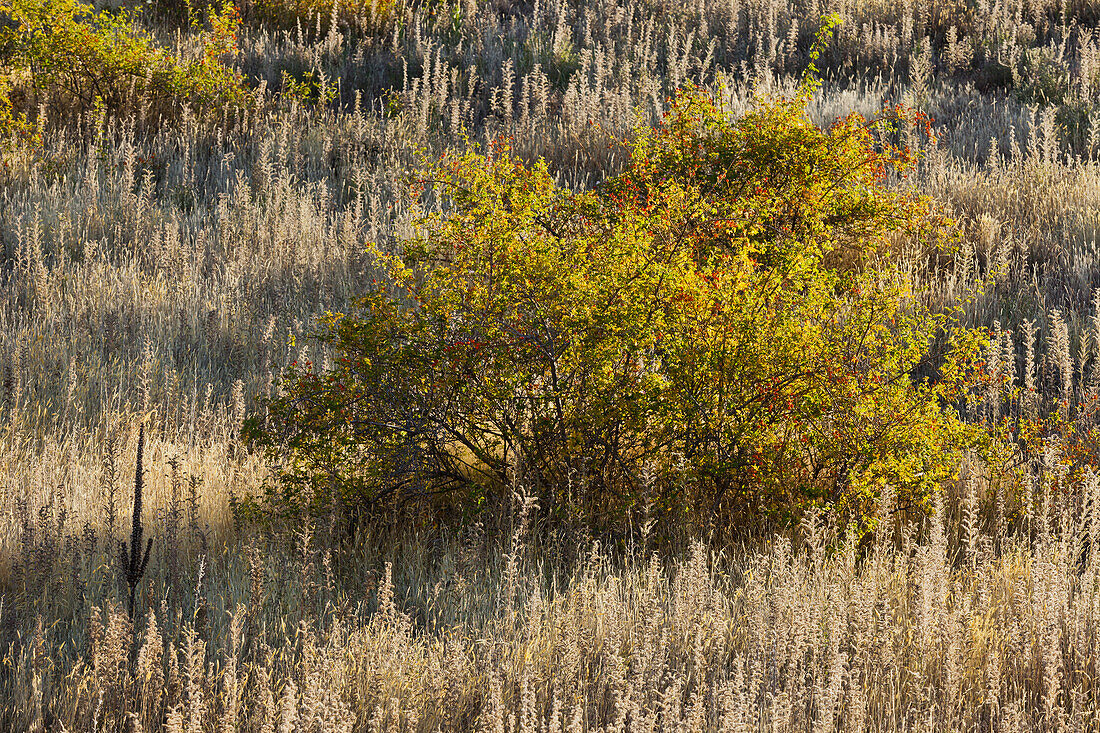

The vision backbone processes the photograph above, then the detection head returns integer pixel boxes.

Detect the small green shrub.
[0,0,248,117]
[520,32,581,90]
[245,85,986,533]
[279,68,338,108]
[0,75,38,154]
[1014,46,1071,106]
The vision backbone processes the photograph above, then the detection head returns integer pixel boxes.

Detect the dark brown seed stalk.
[121,425,153,620]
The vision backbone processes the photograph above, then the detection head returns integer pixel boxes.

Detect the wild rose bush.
[246,85,987,532]
[0,0,247,116]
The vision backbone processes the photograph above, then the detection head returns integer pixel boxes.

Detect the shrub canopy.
[246,88,985,532]
[0,0,247,116]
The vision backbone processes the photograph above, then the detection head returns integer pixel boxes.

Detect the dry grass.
[9,473,1100,731]
[7,0,1100,728]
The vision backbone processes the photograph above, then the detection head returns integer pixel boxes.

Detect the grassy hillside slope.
[5,0,1100,729]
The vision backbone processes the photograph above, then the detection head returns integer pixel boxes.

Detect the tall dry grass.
[9,465,1100,731]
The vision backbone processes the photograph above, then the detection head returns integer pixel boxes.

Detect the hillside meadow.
[5,0,1100,729]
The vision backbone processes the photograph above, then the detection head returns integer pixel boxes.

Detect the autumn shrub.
[0,0,247,118]
[0,75,38,156]
[245,81,987,534]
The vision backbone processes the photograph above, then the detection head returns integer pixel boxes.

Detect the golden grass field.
[6,0,1100,729]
